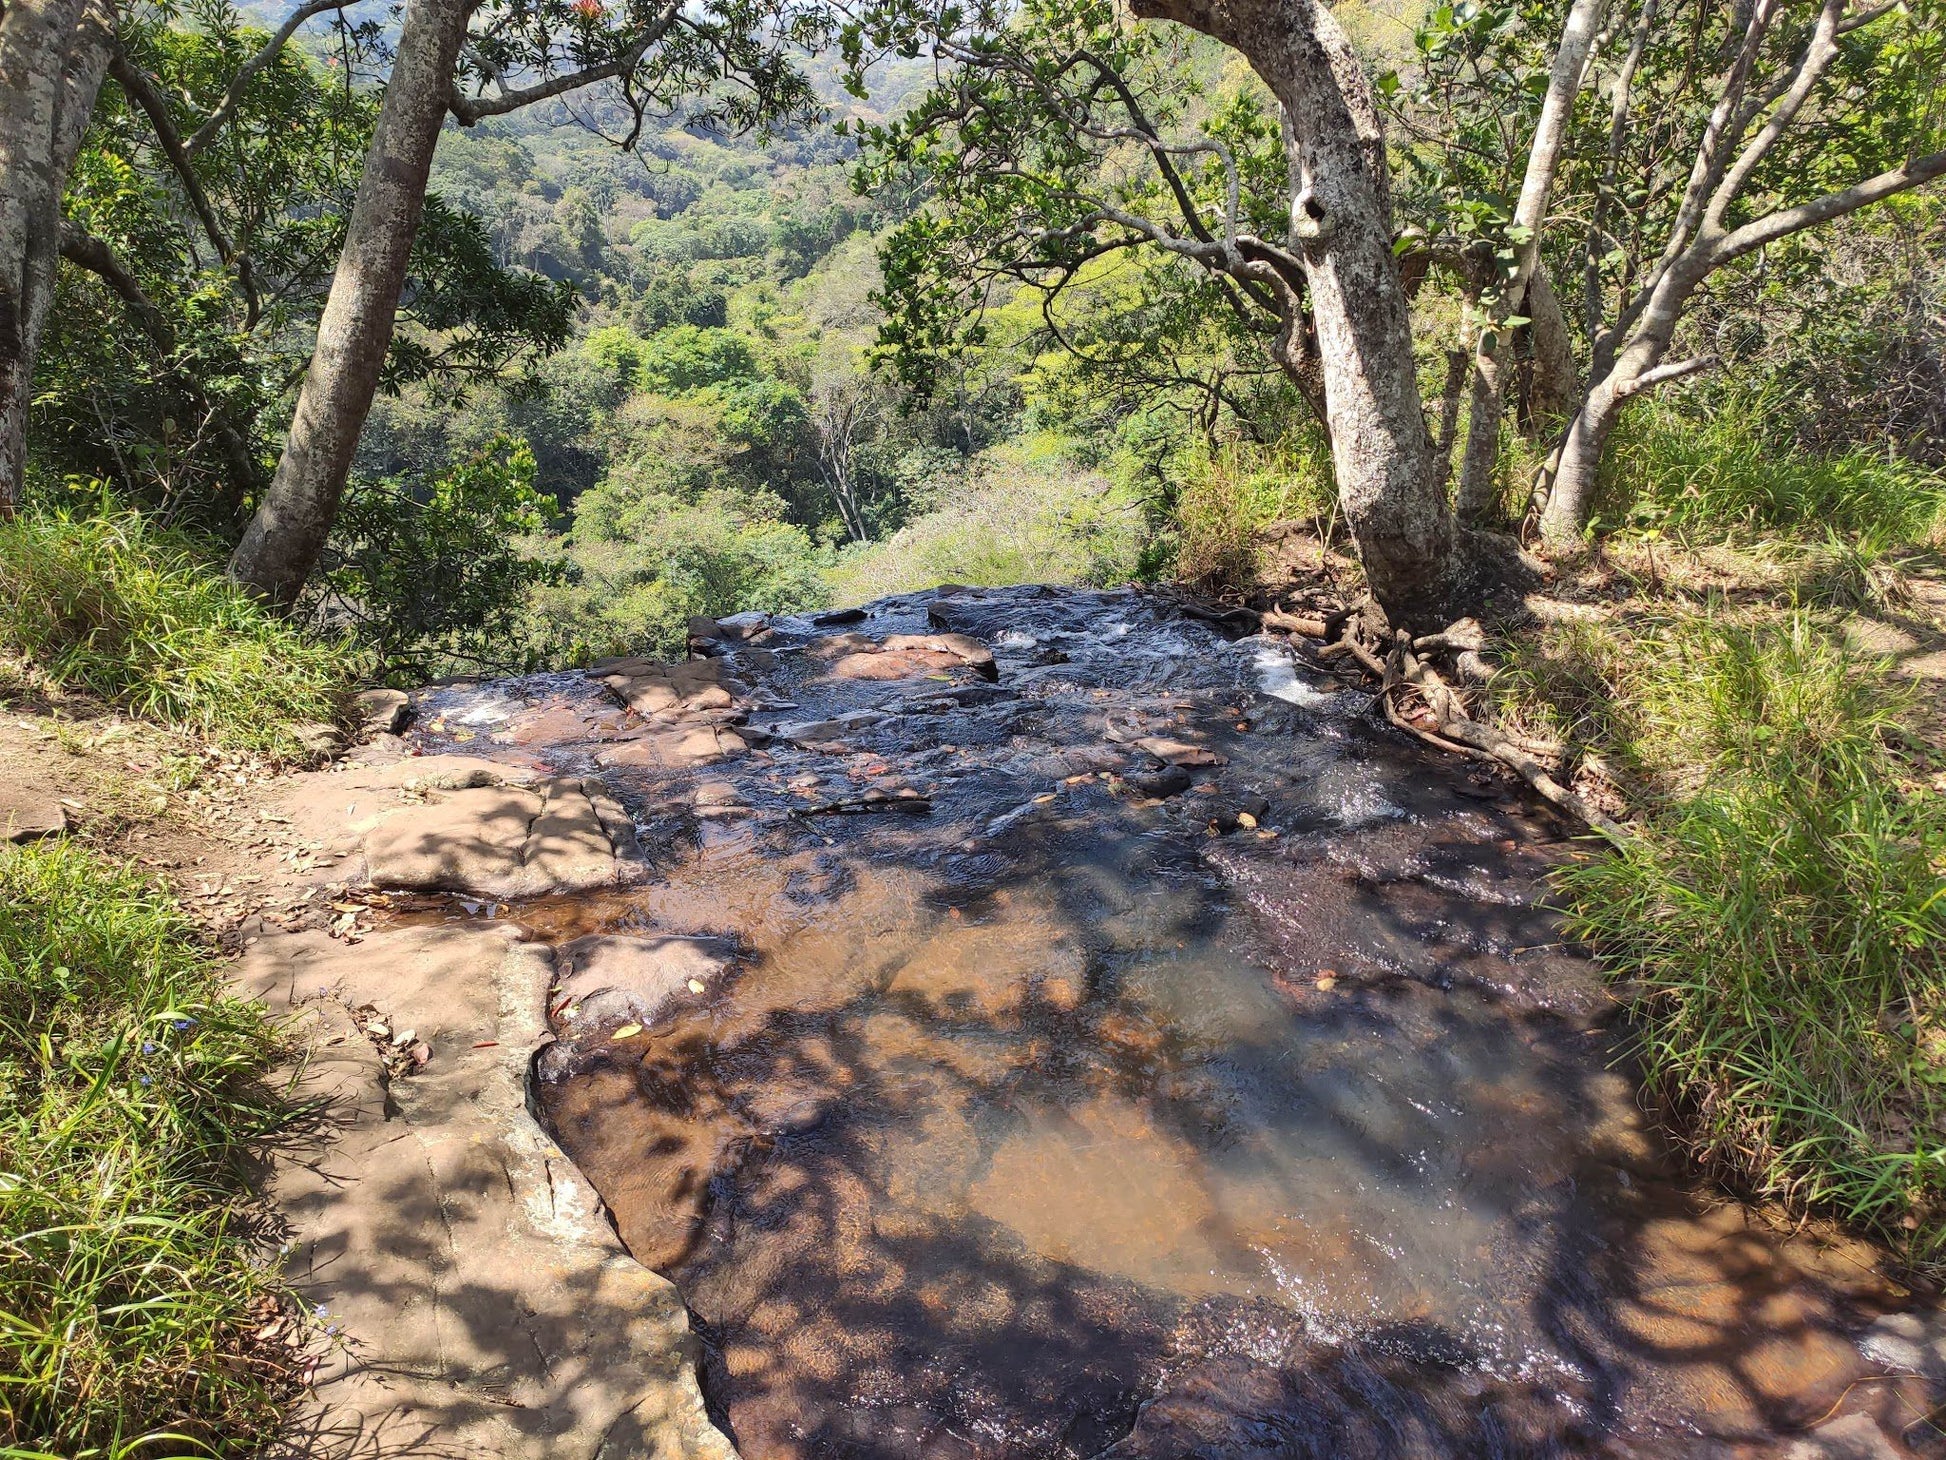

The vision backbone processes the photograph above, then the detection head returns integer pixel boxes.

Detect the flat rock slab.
[363,776,636,899]
[806,631,998,683]
[240,925,733,1460]
[592,658,748,718]
[0,785,65,841]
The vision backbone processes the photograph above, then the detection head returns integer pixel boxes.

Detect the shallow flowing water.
[410,586,1934,1459]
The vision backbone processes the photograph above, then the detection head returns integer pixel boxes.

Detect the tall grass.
[1601,398,1946,542]
[0,843,299,1457]
[1506,614,1946,1268]
[0,512,351,756]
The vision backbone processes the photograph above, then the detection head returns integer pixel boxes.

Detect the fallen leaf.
[1315,973,1338,992]
[612,1023,643,1039]
[471,1040,499,1049]
[1237,812,1259,829]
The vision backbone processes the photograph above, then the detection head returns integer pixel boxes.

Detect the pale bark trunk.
[1521,260,1579,427]
[1135,0,1460,629]
[1538,257,1702,550]
[227,0,469,604]
[1453,0,1605,524]
[0,0,114,510]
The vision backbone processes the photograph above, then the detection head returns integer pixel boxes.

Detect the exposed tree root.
[1240,594,1629,843]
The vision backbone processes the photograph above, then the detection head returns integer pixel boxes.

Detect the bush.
[1513,614,1946,1271]
[0,510,352,756]
[528,489,831,659]
[0,843,297,1455]
[1602,399,1946,542]
[316,437,563,682]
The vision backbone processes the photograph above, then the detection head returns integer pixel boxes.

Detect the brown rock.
[551,933,734,1034]
[362,777,631,898]
[0,786,65,842]
[236,925,733,1460]
[354,687,410,738]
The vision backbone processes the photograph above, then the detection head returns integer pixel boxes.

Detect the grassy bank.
[0,843,299,1457]
[1484,408,1946,1271]
[0,512,352,758]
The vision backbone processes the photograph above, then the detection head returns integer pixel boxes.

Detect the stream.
[408,585,1932,1459]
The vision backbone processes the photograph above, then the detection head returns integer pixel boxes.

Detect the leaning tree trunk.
[1453,0,1605,525]
[1538,255,1706,551]
[0,0,114,512]
[227,0,469,605]
[1137,0,1459,631]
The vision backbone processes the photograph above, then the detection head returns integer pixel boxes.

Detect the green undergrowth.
[0,511,353,757]
[1499,610,1946,1271]
[1600,400,1946,544]
[0,842,300,1457]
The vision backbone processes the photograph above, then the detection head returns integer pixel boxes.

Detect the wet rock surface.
[381,586,1939,1460]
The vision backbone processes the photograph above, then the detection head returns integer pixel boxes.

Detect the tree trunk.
[0,0,114,511]
[227,0,468,604]
[1136,0,1460,630]
[1521,260,1579,428]
[1452,0,1604,526]
[1538,258,1703,551]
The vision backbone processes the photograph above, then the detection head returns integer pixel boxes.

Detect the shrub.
[0,509,351,756]
[0,843,298,1455]
[527,489,831,659]
[315,437,563,682]
[829,447,1145,602]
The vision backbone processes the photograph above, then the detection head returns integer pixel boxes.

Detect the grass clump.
[0,511,352,756]
[1602,400,1946,542]
[0,841,300,1456]
[1510,613,1946,1268]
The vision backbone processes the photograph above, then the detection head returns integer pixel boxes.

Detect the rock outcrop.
[242,924,733,1460]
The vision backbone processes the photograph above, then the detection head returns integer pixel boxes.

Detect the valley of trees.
[3,0,1938,656]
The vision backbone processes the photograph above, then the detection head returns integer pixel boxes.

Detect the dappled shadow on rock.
[419,587,1932,1459]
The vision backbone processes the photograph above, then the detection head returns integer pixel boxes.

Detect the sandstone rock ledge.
[242,923,735,1460]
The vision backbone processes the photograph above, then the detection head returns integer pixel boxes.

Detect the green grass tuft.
[1601,400,1946,543]
[0,512,352,757]
[1513,613,1946,1268]
[0,842,300,1457]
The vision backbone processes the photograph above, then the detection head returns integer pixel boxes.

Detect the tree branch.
[448,7,676,124]
[1711,150,1946,262]
[1615,353,1716,396]
[182,0,353,157]
[59,224,168,342]
[109,51,262,327]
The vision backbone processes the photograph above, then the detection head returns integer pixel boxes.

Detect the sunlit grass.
[0,511,352,758]
[1502,610,1946,1271]
[0,842,300,1457]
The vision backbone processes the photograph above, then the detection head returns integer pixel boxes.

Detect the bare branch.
[1615,353,1717,396]
[1711,149,1946,262]
[448,6,677,124]
[1704,0,1844,232]
[108,51,262,328]
[59,224,167,340]
[183,0,353,158]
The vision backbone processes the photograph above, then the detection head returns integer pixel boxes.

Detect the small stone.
[355,688,411,738]
[292,721,344,759]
